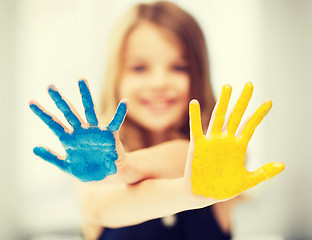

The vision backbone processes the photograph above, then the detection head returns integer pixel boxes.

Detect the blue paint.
[48,86,82,128]
[33,146,70,172]
[30,80,127,182]
[79,80,98,126]
[107,102,127,132]
[29,103,65,137]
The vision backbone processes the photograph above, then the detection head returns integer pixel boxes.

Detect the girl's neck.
[145,132,169,146]
[121,118,185,151]
[121,119,171,151]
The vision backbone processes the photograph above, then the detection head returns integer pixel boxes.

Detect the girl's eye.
[172,65,189,72]
[132,65,147,72]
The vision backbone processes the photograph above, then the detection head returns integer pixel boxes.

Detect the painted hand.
[189,82,285,200]
[29,80,127,182]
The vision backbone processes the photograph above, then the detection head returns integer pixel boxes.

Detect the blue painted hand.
[29,80,127,182]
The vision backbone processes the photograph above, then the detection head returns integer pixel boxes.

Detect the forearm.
[79,177,215,228]
[102,139,189,184]
[129,139,189,179]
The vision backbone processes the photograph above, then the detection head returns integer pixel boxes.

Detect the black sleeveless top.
[98,206,231,240]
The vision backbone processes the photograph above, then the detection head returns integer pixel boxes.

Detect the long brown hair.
[99,1,216,151]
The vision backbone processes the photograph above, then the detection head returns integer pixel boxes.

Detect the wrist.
[98,152,129,184]
[115,152,128,173]
[116,152,144,184]
[177,177,220,210]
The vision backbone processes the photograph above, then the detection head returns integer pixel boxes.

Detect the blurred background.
[0,0,311,239]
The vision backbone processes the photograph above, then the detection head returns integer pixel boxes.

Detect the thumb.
[249,162,285,188]
[189,99,204,141]
[33,146,70,173]
[107,99,128,132]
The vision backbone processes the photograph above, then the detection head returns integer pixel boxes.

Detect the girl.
[30,1,284,240]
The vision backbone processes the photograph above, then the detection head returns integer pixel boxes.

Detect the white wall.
[1,0,311,239]
[0,0,19,239]
[233,1,312,239]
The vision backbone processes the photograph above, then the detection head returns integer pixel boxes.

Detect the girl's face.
[119,22,190,133]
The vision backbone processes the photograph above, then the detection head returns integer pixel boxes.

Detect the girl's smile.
[140,96,178,114]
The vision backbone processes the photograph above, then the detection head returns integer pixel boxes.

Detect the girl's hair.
[99,1,216,151]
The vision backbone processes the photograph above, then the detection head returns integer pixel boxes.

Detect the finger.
[33,146,70,173]
[211,85,232,135]
[107,99,128,132]
[189,99,204,140]
[227,82,253,135]
[48,85,82,129]
[78,79,98,126]
[241,100,272,142]
[29,100,68,137]
[249,162,285,187]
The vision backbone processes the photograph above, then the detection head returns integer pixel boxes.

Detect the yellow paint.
[190,82,285,200]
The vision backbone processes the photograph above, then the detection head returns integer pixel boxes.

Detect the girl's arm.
[78,177,216,228]
[102,139,189,184]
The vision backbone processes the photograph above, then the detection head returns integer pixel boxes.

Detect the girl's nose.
[148,68,168,89]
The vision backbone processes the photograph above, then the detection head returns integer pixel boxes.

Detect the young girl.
[30,1,284,240]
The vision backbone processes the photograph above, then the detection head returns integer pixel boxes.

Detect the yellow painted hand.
[190,82,285,200]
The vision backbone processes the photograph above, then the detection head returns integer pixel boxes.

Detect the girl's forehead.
[124,21,186,59]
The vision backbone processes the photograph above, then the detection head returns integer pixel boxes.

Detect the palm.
[30,80,127,182]
[189,82,285,200]
[60,127,118,181]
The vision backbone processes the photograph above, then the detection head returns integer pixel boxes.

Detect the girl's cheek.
[118,79,129,98]
[173,76,190,97]
[119,78,140,99]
